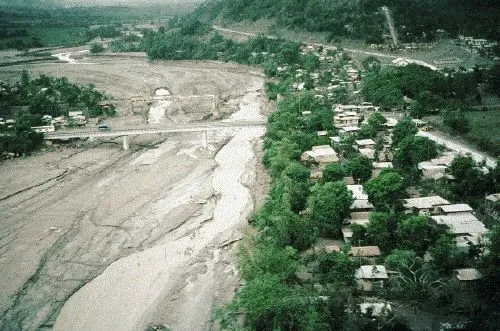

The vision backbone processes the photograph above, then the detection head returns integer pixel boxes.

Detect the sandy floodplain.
[0,54,269,330]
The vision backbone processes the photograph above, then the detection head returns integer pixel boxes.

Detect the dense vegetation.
[0,5,192,50]
[0,71,112,156]
[362,64,500,155]
[194,0,500,43]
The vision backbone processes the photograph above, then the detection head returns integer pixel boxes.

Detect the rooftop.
[359,303,392,316]
[347,185,368,200]
[348,246,381,257]
[455,268,482,281]
[439,204,473,214]
[404,196,450,210]
[431,213,487,235]
[355,265,388,279]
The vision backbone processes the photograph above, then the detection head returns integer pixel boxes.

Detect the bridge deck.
[44,120,267,140]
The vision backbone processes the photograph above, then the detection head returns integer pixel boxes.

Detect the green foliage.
[429,234,464,273]
[307,181,353,237]
[364,170,406,212]
[393,135,438,181]
[442,109,470,134]
[346,155,373,184]
[362,56,381,73]
[396,215,433,255]
[322,163,345,183]
[449,155,495,200]
[90,43,105,54]
[317,252,356,285]
[365,212,396,252]
[366,112,387,132]
[239,239,300,282]
[392,117,418,147]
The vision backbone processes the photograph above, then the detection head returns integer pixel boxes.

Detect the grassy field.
[30,26,88,47]
[465,108,500,156]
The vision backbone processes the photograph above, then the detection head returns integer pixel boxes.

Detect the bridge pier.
[123,136,129,150]
[201,130,208,149]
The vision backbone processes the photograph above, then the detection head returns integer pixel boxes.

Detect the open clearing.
[0,53,269,330]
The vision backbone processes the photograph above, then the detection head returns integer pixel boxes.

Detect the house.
[338,126,360,136]
[359,148,375,160]
[372,162,393,178]
[349,211,370,227]
[68,110,83,117]
[330,136,341,144]
[301,145,339,166]
[485,193,500,207]
[359,303,392,317]
[438,204,473,214]
[31,125,55,133]
[347,185,374,211]
[354,139,376,149]
[342,227,353,243]
[403,196,450,215]
[334,112,360,129]
[454,268,482,288]
[418,162,447,180]
[392,57,412,66]
[348,246,381,258]
[317,131,328,138]
[431,213,487,237]
[355,265,388,291]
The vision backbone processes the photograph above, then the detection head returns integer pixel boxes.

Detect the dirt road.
[0,56,269,330]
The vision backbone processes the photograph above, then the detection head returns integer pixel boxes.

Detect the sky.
[0,0,204,7]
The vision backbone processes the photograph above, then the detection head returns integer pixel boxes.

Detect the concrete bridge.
[44,120,267,150]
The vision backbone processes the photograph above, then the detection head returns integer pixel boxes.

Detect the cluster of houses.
[30,111,89,133]
[0,118,16,128]
[298,101,496,302]
[456,35,498,58]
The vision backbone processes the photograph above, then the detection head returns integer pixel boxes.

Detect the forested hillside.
[195,0,500,43]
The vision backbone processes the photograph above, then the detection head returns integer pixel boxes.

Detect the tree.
[429,234,463,273]
[365,212,395,252]
[346,155,373,184]
[322,163,345,183]
[317,252,356,285]
[449,155,487,199]
[442,109,470,134]
[364,170,406,212]
[367,112,387,132]
[239,238,300,282]
[307,181,353,237]
[362,56,381,73]
[392,117,417,146]
[393,135,438,181]
[90,43,105,53]
[385,249,442,300]
[396,215,433,255]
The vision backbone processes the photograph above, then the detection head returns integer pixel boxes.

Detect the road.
[417,130,496,168]
[44,120,267,140]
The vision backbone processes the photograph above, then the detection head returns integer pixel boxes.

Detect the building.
[372,162,393,178]
[418,162,447,180]
[403,196,450,215]
[334,112,360,129]
[338,126,360,135]
[354,139,376,149]
[431,213,487,237]
[454,268,482,289]
[359,303,392,317]
[355,265,388,291]
[31,125,55,133]
[438,204,473,214]
[349,211,371,227]
[348,246,381,258]
[301,145,339,165]
[347,185,375,211]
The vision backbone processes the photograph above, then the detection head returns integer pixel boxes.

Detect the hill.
[195,0,500,43]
